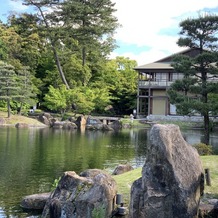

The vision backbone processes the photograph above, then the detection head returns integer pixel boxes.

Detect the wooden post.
[116,194,123,205]
[205,168,211,186]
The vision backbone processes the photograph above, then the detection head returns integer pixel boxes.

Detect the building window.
[168,73,173,81]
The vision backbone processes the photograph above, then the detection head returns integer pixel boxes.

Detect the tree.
[0,61,21,117]
[22,0,70,89]
[102,57,138,115]
[43,85,72,114]
[168,15,218,144]
[8,14,42,70]
[22,0,119,89]
[16,66,38,114]
[43,84,111,115]
[60,0,119,66]
[0,23,23,68]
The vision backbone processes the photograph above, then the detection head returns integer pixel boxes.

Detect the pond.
[0,126,217,217]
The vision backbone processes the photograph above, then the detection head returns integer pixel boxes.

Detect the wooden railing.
[138,80,174,88]
[139,76,218,88]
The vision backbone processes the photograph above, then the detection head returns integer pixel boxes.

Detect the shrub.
[51,177,61,190]
[92,204,106,218]
[192,143,213,156]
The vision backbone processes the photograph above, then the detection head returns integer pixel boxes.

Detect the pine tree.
[0,62,21,117]
[168,15,218,144]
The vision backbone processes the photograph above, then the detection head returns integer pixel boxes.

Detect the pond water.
[0,126,217,217]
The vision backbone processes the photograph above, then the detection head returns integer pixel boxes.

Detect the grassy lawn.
[201,155,218,199]
[113,155,218,206]
[0,111,45,126]
[112,168,142,205]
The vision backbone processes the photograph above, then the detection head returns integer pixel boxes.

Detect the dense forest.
[0,0,138,117]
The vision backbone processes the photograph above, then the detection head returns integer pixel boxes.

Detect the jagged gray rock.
[112,164,134,175]
[21,192,51,210]
[42,169,117,218]
[129,124,204,218]
[38,113,51,126]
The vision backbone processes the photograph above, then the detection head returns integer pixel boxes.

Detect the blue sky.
[1,0,218,66]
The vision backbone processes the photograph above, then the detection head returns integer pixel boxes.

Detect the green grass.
[112,168,142,205]
[158,120,197,129]
[113,155,218,206]
[0,111,46,126]
[201,155,218,198]
[120,118,150,128]
[120,118,201,130]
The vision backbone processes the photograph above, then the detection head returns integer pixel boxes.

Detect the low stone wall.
[146,115,218,123]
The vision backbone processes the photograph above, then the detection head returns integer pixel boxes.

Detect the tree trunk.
[51,43,70,89]
[203,113,210,145]
[32,1,70,90]
[17,103,23,115]
[7,98,11,118]
[82,47,86,66]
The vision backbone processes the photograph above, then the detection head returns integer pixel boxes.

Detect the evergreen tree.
[0,62,21,117]
[168,15,218,144]
[16,66,37,114]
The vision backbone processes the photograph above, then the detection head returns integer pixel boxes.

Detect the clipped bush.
[192,143,213,156]
[0,107,8,112]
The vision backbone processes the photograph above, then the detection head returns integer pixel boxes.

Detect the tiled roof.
[134,48,200,70]
[134,62,173,70]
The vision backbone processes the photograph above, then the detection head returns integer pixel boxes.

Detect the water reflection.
[182,129,218,153]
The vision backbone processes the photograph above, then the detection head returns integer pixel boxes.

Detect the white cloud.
[111,0,218,65]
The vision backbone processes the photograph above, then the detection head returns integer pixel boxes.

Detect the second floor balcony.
[138,79,174,88]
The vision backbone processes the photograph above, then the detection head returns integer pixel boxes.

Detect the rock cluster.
[42,169,117,218]
[37,113,121,131]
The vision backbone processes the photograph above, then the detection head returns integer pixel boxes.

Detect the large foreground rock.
[42,169,117,218]
[129,124,204,218]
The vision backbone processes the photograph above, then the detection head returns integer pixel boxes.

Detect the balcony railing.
[138,80,174,88]
[138,75,218,88]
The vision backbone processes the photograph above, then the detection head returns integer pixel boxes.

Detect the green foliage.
[193,143,213,156]
[0,39,8,61]
[92,204,106,218]
[70,87,95,114]
[208,93,218,116]
[0,1,138,116]
[21,0,119,89]
[0,100,6,108]
[168,14,218,144]
[0,61,21,117]
[8,14,42,69]
[102,57,138,115]
[0,107,8,112]
[44,84,112,115]
[43,85,71,114]
[63,54,92,87]
[51,176,61,191]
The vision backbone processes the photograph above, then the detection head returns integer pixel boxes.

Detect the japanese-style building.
[134,48,202,118]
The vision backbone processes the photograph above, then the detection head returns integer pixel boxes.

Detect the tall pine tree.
[168,15,218,144]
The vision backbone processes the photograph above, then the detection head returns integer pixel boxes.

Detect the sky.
[1,0,218,66]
